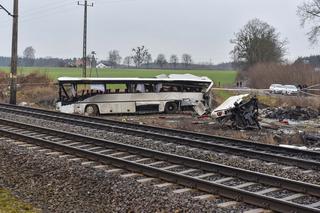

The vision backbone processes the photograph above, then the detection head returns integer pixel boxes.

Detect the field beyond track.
[0,67,237,86]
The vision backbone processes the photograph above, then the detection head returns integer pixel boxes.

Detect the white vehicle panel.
[211,94,249,118]
[82,92,203,104]
[98,102,136,114]
[56,102,75,114]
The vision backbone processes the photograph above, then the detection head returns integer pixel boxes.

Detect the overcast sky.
[0,0,318,64]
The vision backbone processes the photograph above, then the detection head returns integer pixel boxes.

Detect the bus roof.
[58,74,213,84]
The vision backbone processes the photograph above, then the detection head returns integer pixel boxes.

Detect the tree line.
[0,56,75,67]
[105,46,194,69]
[0,45,230,70]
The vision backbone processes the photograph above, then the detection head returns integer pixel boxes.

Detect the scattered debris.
[263,106,319,121]
[18,102,28,107]
[302,133,320,148]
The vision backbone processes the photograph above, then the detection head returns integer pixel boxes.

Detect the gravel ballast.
[1,112,319,186]
[0,138,257,212]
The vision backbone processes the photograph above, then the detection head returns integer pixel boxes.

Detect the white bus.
[56,74,213,115]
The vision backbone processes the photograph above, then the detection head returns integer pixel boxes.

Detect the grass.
[0,189,38,213]
[0,67,237,86]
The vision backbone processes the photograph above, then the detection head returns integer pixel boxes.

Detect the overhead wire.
[0,1,66,20]
[0,2,76,28]
[20,0,70,15]
[96,0,142,4]
[0,0,144,28]
[0,1,76,26]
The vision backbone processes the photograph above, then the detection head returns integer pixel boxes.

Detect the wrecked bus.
[56,74,213,115]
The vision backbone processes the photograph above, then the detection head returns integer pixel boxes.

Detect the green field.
[0,189,38,213]
[0,67,237,86]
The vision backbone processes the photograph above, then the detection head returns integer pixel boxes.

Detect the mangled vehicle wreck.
[211,94,261,130]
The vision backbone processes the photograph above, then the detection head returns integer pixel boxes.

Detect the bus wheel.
[165,102,178,114]
[85,105,99,116]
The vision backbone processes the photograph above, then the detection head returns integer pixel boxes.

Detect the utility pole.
[1,3,17,105]
[1,1,18,105]
[10,0,18,105]
[78,1,93,78]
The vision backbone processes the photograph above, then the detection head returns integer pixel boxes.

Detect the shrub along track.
[0,117,320,212]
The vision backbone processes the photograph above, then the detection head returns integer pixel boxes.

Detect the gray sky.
[0,0,318,64]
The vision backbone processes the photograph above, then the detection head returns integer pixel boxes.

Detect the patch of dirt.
[105,112,320,148]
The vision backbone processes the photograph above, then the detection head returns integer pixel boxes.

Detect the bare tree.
[90,51,97,68]
[108,50,122,68]
[156,54,167,69]
[132,46,149,67]
[230,18,287,70]
[144,53,152,67]
[182,54,192,68]
[170,54,179,69]
[123,56,132,68]
[23,46,36,66]
[298,0,320,44]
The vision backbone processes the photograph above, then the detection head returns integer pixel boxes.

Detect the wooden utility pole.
[78,1,93,77]
[10,0,18,105]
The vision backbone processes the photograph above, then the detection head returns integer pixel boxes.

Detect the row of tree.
[0,56,76,68]
[105,47,193,69]
[2,45,200,69]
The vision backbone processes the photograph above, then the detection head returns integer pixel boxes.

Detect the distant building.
[75,59,83,68]
[96,62,111,69]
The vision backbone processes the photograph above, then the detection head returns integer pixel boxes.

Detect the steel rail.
[1,117,320,197]
[0,104,319,170]
[0,120,319,212]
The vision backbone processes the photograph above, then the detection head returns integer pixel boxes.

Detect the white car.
[282,85,299,95]
[269,84,284,94]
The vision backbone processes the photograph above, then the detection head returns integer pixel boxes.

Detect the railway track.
[0,103,319,170]
[0,117,320,212]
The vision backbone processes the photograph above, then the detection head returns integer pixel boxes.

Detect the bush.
[246,63,320,89]
[0,71,57,108]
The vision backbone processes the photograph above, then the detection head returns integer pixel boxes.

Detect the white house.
[96,62,111,69]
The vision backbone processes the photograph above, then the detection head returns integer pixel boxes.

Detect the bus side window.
[156,83,162,93]
[171,86,178,92]
[136,84,145,93]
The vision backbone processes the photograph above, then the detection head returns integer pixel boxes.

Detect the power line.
[0,1,74,26]
[0,3,13,17]
[78,1,94,78]
[0,0,141,27]
[20,0,69,15]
